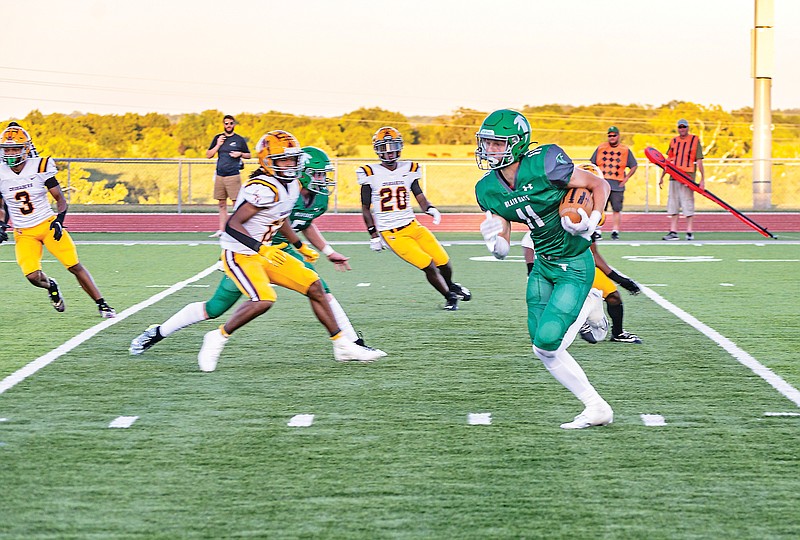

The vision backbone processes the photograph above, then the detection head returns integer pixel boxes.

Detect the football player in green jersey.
[474,109,613,429]
[130,147,386,359]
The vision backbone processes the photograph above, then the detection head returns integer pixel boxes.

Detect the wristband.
[292,240,303,249]
[321,244,335,256]
[367,225,377,235]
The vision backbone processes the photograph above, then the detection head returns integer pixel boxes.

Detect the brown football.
[559,188,593,224]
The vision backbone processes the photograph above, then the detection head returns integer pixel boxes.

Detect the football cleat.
[450,282,471,302]
[98,302,116,318]
[443,293,459,311]
[48,278,65,312]
[610,331,643,344]
[611,230,620,240]
[560,401,614,430]
[662,231,679,241]
[198,328,228,372]
[355,331,388,358]
[130,324,164,355]
[333,338,385,363]
[686,233,695,241]
[578,323,597,344]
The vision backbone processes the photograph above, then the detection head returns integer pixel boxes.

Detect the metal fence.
[53,157,800,212]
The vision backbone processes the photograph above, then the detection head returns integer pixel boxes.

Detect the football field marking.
[287,414,315,427]
[640,414,667,426]
[109,416,139,428]
[0,264,220,396]
[468,413,492,425]
[640,285,800,408]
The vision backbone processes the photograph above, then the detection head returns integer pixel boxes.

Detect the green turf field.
[1,233,799,539]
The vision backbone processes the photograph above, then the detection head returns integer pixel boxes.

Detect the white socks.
[160,301,207,337]
[533,346,604,407]
[327,295,357,342]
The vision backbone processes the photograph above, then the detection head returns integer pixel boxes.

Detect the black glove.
[608,269,641,295]
[0,222,8,244]
[50,211,66,241]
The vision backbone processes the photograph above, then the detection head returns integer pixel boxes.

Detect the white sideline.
[639,285,800,408]
[0,264,220,396]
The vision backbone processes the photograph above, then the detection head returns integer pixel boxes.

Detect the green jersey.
[475,144,590,259]
[272,191,329,245]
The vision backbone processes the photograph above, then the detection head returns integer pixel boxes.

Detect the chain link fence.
[53,157,800,212]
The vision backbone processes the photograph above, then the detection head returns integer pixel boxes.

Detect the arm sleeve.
[695,140,704,160]
[590,149,598,164]
[360,184,372,206]
[543,145,574,189]
[410,179,423,196]
[627,151,638,167]
[208,135,220,151]
[240,136,251,154]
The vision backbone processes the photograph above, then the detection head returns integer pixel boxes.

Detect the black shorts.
[605,191,624,212]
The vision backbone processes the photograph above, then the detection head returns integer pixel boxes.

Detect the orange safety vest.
[667,135,699,173]
[593,142,631,181]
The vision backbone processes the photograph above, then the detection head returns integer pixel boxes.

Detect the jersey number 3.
[379,186,408,212]
[15,191,35,215]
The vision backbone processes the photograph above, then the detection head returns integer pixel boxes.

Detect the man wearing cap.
[658,119,705,241]
[590,126,638,240]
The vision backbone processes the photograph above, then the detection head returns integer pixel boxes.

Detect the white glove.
[480,211,508,259]
[426,206,442,225]
[369,237,385,252]
[561,209,602,241]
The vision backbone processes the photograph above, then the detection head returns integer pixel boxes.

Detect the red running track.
[58,212,800,234]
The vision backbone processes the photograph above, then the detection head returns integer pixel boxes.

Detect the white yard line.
[0,264,219,396]
[640,285,800,409]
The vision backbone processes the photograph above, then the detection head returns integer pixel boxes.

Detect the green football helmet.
[300,146,335,195]
[475,109,531,170]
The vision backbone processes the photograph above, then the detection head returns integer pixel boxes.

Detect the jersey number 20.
[379,186,408,212]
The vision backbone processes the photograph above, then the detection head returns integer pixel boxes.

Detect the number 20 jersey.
[356,161,421,231]
[0,157,58,228]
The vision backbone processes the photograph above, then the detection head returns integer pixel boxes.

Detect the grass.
[1,233,799,538]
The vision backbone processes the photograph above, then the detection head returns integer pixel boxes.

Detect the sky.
[2,0,799,120]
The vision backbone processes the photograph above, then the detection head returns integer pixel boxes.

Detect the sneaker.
[209,230,223,238]
[333,338,385,363]
[443,293,459,311]
[611,230,619,240]
[130,324,164,355]
[450,282,471,301]
[560,401,614,430]
[595,229,603,240]
[610,331,643,344]
[48,278,65,312]
[686,233,694,241]
[662,231,679,241]
[355,332,388,358]
[98,302,116,318]
[198,328,228,372]
[578,323,598,344]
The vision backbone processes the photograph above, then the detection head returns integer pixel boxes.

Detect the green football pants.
[526,249,594,351]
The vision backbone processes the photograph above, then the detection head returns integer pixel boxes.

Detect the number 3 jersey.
[0,157,58,228]
[219,173,300,255]
[475,144,590,260]
[356,161,421,231]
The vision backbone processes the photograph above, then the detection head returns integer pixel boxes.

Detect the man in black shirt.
[207,115,251,237]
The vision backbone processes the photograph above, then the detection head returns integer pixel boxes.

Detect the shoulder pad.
[409,162,420,173]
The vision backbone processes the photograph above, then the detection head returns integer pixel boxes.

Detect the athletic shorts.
[214,174,242,202]
[380,220,449,270]
[667,180,695,217]
[220,249,320,302]
[526,249,595,351]
[13,216,80,276]
[605,191,624,213]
